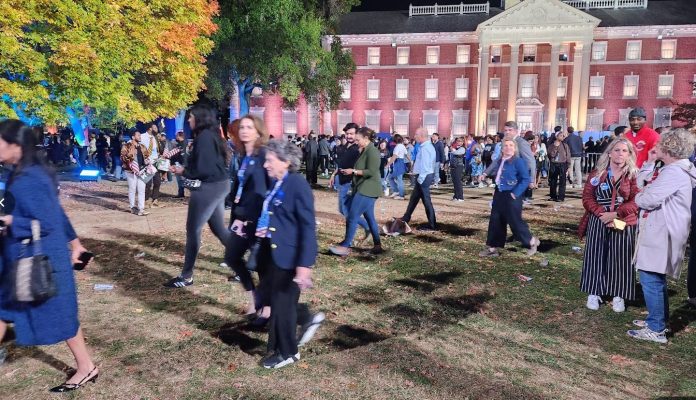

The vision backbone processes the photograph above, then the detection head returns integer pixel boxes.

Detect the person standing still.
[547,131,571,202]
[431,133,445,188]
[141,124,162,208]
[318,134,331,177]
[303,133,319,185]
[564,127,584,188]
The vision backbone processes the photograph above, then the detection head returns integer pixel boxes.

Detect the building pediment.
[477,0,599,45]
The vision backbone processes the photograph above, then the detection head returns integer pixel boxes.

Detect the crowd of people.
[0,101,695,394]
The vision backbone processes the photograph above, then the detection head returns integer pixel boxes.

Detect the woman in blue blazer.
[0,120,98,392]
[479,138,540,257]
[255,140,324,369]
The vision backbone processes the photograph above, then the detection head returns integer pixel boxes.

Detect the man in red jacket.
[626,107,660,168]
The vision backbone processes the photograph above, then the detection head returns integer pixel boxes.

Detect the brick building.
[252,0,696,137]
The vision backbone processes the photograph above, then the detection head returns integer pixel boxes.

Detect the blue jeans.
[389,173,404,197]
[340,192,381,247]
[337,182,368,231]
[639,270,669,332]
[176,175,185,197]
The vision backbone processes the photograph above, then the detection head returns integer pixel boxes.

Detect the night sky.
[353,0,504,11]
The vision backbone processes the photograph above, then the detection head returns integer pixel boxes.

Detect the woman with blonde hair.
[479,138,540,257]
[579,138,640,312]
[224,115,272,322]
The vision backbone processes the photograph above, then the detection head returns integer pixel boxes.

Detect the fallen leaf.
[404,379,415,387]
[227,364,238,373]
[297,362,309,369]
[609,354,634,366]
[134,308,143,313]
[368,364,379,369]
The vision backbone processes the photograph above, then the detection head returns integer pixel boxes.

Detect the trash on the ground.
[539,258,549,267]
[94,284,114,291]
[517,274,533,282]
[134,252,146,259]
[571,246,582,253]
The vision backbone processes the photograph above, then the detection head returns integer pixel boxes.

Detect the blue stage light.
[79,169,101,181]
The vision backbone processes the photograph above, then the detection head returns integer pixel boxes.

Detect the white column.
[476,45,490,136]
[576,44,592,131]
[546,43,561,131]
[507,44,520,123]
[569,42,585,129]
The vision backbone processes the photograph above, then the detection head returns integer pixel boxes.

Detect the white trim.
[396,46,410,65]
[426,46,440,65]
[622,74,639,98]
[625,40,642,61]
[451,109,470,136]
[367,47,381,65]
[281,109,298,135]
[425,78,439,100]
[660,39,677,60]
[489,77,501,99]
[422,110,440,135]
[455,77,469,100]
[364,109,382,131]
[395,78,409,100]
[591,59,696,65]
[367,79,380,100]
[657,74,674,98]
[393,110,410,136]
[457,45,471,64]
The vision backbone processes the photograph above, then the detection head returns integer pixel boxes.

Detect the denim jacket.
[496,156,530,198]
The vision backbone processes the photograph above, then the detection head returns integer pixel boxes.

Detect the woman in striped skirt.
[578,138,640,312]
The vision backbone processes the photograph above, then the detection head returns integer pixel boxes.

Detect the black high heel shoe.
[49,366,99,393]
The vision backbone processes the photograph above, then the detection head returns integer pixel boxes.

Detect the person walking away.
[431,133,445,188]
[395,127,437,231]
[579,138,640,312]
[564,127,584,188]
[479,138,540,257]
[0,119,98,392]
[450,137,466,201]
[303,133,319,185]
[329,128,384,256]
[318,134,331,177]
[377,140,389,196]
[547,130,572,202]
[120,132,151,216]
[387,134,408,200]
[255,140,324,369]
[164,105,232,288]
[625,107,660,168]
[628,128,696,344]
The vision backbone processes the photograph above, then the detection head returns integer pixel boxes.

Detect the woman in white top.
[387,134,408,199]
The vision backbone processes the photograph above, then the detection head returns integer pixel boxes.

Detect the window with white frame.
[592,42,607,61]
[618,108,632,126]
[393,110,410,136]
[336,110,353,133]
[555,108,567,130]
[425,78,438,100]
[653,107,672,129]
[397,47,410,65]
[426,46,440,64]
[626,40,641,61]
[559,43,570,62]
[489,77,500,99]
[557,76,568,98]
[661,39,677,59]
[451,110,469,136]
[249,106,265,121]
[491,46,501,63]
[519,74,537,98]
[367,79,380,100]
[308,106,320,133]
[395,79,409,100]
[282,109,297,134]
[364,110,381,131]
[523,45,536,62]
[340,80,351,100]
[456,45,470,64]
[487,109,499,135]
[343,47,352,54]
[657,74,674,98]
[422,110,439,134]
[367,47,380,65]
[585,109,605,132]
[589,76,605,99]
[455,77,469,100]
[623,75,639,98]
[693,74,696,97]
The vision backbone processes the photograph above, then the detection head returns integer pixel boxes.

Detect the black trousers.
[225,222,267,293]
[305,160,318,184]
[486,189,533,249]
[451,165,464,200]
[548,162,568,201]
[259,241,312,358]
[145,171,162,201]
[402,173,436,229]
[688,190,696,299]
[319,155,330,173]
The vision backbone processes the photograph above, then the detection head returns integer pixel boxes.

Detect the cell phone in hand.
[73,251,94,271]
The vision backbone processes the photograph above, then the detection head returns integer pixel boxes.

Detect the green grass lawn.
[1,180,695,399]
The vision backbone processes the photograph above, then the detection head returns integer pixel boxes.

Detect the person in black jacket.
[223,115,271,318]
[165,104,232,288]
[303,133,319,185]
[170,131,189,198]
[256,139,324,369]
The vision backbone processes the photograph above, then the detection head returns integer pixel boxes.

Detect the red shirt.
[626,125,659,168]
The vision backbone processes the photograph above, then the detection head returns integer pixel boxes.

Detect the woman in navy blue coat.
[0,120,98,392]
[255,140,324,369]
[479,138,540,258]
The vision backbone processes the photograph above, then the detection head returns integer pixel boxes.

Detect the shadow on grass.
[435,223,481,237]
[323,324,391,351]
[412,271,462,284]
[382,292,493,332]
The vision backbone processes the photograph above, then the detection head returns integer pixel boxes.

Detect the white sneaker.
[612,297,625,312]
[219,262,228,268]
[383,189,389,197]
[586,295,601,310]
[627,327,668,344]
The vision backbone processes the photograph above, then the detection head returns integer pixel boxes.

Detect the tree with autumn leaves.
[0,0,218,137]
[205,0,357,120]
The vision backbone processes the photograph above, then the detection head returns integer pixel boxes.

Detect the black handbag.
[10,220,56,304]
